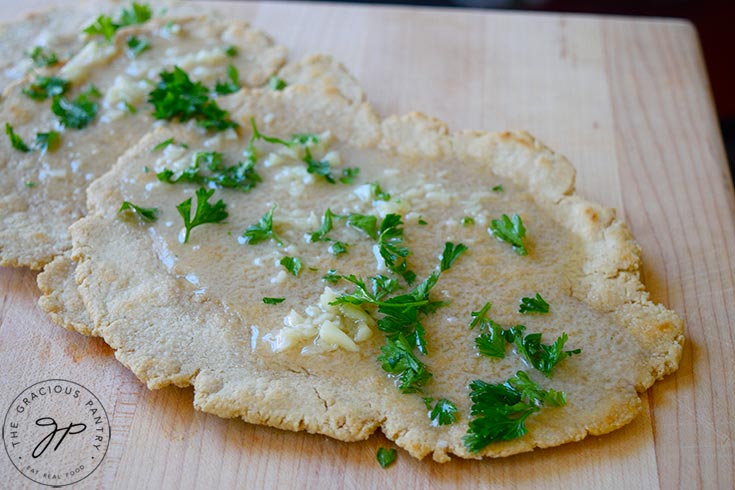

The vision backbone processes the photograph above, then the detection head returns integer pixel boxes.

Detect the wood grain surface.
[1,1,734,489]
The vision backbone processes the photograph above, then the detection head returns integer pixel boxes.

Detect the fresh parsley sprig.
[148,66,237,131]
[23,76,70,101]
[423,397,458,426]
[157,151,261,192]
[440,242,468,272]
[519,293,549,314]
[126,35,151,57]
[378,334,432,394]
[28,46,59,67]
[176,187,228,243]
[51,86,100,129]
[241,205,283,246]
[376,447,397,469]
[489,213,527,255]
[83,2,152,42]
[378,214,415,284]
[118,201,159,222]
[463,370,566,452]
[280,256,302,276]
[262,297,285,304]
[5,123,30,152]
[214,64,240,95]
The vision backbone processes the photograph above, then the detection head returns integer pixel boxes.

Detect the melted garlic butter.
[110,128,647,415]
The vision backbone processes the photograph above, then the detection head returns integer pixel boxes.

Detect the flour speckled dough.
[63,58,684,461]
[0,10,286,269]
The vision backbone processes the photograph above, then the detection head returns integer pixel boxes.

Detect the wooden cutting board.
[1,1,734,488]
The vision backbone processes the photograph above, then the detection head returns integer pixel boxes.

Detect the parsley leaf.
[339,167,360,184]
[157,151,261,192]
[268,75,287,91]
[463,371,566,452]
[214,64,240,95]
[241,205,283,246]
[461,216,475,226]
[51,86,100,129]
[346,213,377,240]
[35,131,60,152]
[492,184,504,192]
[322,269,341,284]
[309,208,336,242]
[5,123,30,152]
[330,241,349,256]
[489,213,527,255]
[280,256,302,276]
[119,2,152,26]
[378,334,432,393]
[23,76,70,101]
[83,15,118,42]
[371,182,391,201]
[263,297,285,304]
[376,447,397,469]
[378,213,415,284]
[224,45,238,57]
[126,35,151,57]
[148,66,237,131]
[304,147,336,183]
[28,46,58,67]
[119,201,159,222]
[519,293,549,314]
[176,187,228,243]
[426,398,458,426]
[513,330,580,376]
[439,242,467,272]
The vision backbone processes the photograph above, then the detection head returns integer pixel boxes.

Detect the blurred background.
[333,0,735,178]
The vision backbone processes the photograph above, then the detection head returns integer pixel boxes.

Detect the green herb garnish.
[330,241,348,256]
[489,213,527,255]
[23,76,70,101]
[214,64,240,95]
[148,66,237,131]
[346,213,377,240]
[28,46,58,67]
[463,371,566,452]
[339,167,360,184]
[424,398,458,426]
[371,182,391,201]
[439,242,467,272]
[280,256,302,277]
[377,214,415,284]
[224,45,238,57]
[119,2,152,26]
[268,75,287,91]
[84,2,152,42]
[376,447,397,469]
[378,334,432,394]
[151,137,188,152]
[262,297,285,304]
[157,151,261,192]
[126,35,151,57]
[51,86,100,129]
[119,201,159,222]
[322,269,341,284]
[519,293,549,314]
[513,328,580,376]
[25,181,37,188]
[176,187,228,243]
[309,208,336,242]
[461,216,475,226]
[5,123,30,152]
[492,184,504,192]
[35,131,60,152]
[241,205,283,245]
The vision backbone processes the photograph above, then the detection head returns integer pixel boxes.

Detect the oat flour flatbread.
[60,65,684,461]
[0,11,286,268]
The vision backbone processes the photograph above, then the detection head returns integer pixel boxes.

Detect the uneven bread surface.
[65,69,684,461]
[0,10,286,268]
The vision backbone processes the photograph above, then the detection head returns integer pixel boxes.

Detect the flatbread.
[0,11,286,269]
[61,64,684,461]
[0,0,201,93]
